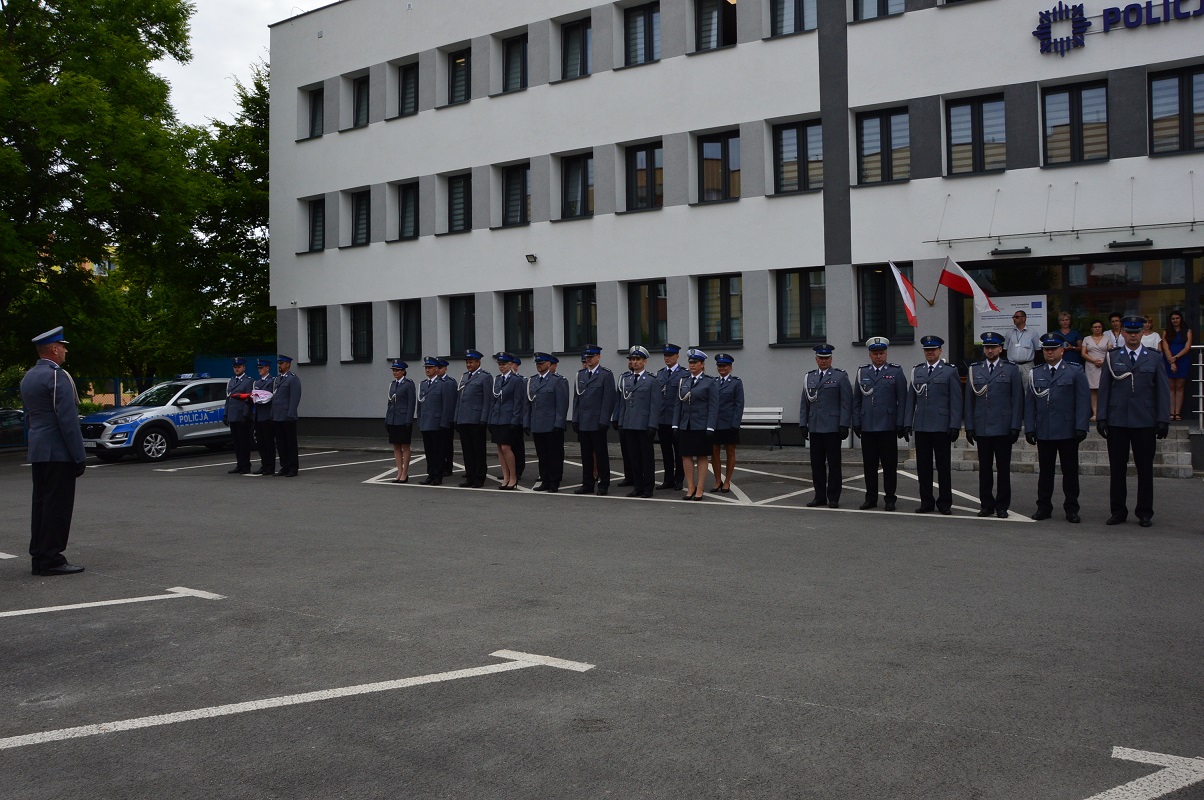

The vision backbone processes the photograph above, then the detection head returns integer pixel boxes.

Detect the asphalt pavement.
[1,443,1202,799]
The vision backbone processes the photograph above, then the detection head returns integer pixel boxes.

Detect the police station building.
[268,0,1204,430]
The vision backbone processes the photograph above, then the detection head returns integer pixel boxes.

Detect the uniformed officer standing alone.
[909,336,962,515]
[385,360,415,483]
[964,332,1023,518]
[800,344,852,509]
[225,357,255,475]
[271,355,302,477]
[20,326,87,575]
[1097,315,1171,527]
[252,359,276,475]
[852,337,908,511]
[526,353,569,492]
[1024,333,1091,523]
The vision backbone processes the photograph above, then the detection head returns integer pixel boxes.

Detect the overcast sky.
[153,0,307,127]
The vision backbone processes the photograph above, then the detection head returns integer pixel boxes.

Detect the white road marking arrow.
[1084,747,1204,799]
[0,586,224,618]
[0,650,594,750]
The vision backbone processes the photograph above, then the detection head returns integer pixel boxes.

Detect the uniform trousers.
[421,429,445,482]
[440,426,455,475]
[809,432,844,503]
[30,462,77,570]
[275,420,299,474]
[975,435,1013,513]
[620,428,656,494]
[514,434,526,480]
[618,429,633,483]
[458,423,487,485]
[255,419,276,472]
[859,430,899,503]
[1035,438,1080,515]
[1105,426,1156,521]
[578,428,610,490]
[658,424,684,486]
[230,420,253,472]
[533,428,565,489]
[914,431,953,512]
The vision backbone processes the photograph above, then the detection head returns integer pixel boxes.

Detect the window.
[504,290,535,354]
[562,153,594,218]
[562,18,592,79]
[626,141,664,210]
[695,0,737,51]
[448,48,471,104]
[449,295,476,354]
[1149,67,1204,154]
[776,268,826,342]
[399,182,419,240]
[502,164,530,227]
[854,0,904,21]
[773,121,823,193]
[308,198,325,251]
[351,190,370,246]
[857,108,910,183]
[947,95,1006,174]
[352,76,369,128]
[502,34,528,92]
[308,88,324,137]
[350,303,373,362]
[399,63,419,117]
[699,274,743,347]
[398,299,421,360]
[771,0,817,35]
[307,307,328,363]
[628,280,667,348]
[1043,83,1108,165]
[698,131,740,202]
[448,174,472,232]
[563,285,598,351]
[859,264,914,342]
[625,3,661,66]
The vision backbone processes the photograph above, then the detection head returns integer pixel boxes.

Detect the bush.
[0,365,26,408]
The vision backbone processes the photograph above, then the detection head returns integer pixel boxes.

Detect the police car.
[79,375,231,462]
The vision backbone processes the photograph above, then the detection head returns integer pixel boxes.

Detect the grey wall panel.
[528,19,552,87]
[738,0,763,43]
[1109,66,1147,160]
[530,155,553,223]
[594,144,618,216]
[739,120,767,198]
[471,35,491,102]
[369,62,386,124]
[324,191,340,250]
[666,274,693,347]
[909,95,943,180]
[661,0,689,60]
[818,0,851,267]
[663,132,690,207]
[418,49,437,112]
[323,77,340,136]
[472,165,491,230]
[418,175,437,238]
[370,183,387,243]
[592,4,615,73]
[1005,82,1040,169]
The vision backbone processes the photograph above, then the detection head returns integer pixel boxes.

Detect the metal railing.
[1193,345,1204,433]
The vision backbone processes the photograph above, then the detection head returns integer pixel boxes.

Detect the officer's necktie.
[928,365,934,376]
[691,376,698,387]
[1129,350,1137,364]
[988,363,994,375]
[1050,367,1056,377]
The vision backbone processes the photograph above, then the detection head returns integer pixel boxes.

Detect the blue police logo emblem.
[1032,1,1092,56]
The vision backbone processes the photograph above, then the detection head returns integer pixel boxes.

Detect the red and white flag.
[938,257,999,312]
[888,261,918,328]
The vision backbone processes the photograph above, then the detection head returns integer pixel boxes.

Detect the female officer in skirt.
[709,353,744,493]
[385,360,415,483]
[489,352,525,489]
[672,348,720,500]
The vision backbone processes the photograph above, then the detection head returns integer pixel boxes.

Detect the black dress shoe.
[459,480,476,488]
[858,501,876,510]
[673,483,684,491]
[1106,514,1126,525]
[995,510,1008,519]
[1032,510,1052,521]
[640,492,654,498]
[34,563,85,576]
[709,486,723,494]
[254,468,271,475]
[1138,518,1153,528]
[617,479,634,487]
[884,502,896,512]
[544,486,559,493]
[938,507,952,516]
[977,509,995,518]
[656,482,674,490]
[275,469,288,476]
[1066,513,1081,523]
[596,486,609,496]
[420,477,434,485]
[574,486,594,495]
[914,506,935,514]
[532,484,546,492]
[806,499,825,508]
[827,501,839,509]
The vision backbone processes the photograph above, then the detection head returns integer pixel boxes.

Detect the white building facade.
[269,0,1204,430]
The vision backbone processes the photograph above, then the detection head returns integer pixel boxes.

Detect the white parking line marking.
[299,457,396,472]
[0,552,18,560]
[0,586,225,618]
[1084,747,1204,799]
[0,650,594,751]
[155,451,339,472]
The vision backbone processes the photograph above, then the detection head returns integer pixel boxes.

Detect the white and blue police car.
[80,375,231,462]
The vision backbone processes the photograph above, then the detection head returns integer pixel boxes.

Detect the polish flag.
[938,257,999,312]
[888,261,918,328]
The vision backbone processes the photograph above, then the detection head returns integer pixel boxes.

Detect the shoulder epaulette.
[887,363,900,368]
[730,375,741,381]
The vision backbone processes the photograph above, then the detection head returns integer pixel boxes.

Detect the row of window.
[298,265,916,365]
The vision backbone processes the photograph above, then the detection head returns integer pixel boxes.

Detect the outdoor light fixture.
[525,254,537,263]
[1108,239,1153,249]
[989,247,1032,256]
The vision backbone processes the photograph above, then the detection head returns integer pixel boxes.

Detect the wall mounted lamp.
[525,254,538,263]
[989,247,1032,256]
[1107,239,1153,249]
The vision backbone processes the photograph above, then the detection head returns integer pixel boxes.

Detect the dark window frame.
[946,94,1007,175]
[858,263,915,344]
[562,152,595,218]
[1148,66,1204,155]
[1042,81,1109,165]
[775,267,826,344]
[771,0,818,35]
[352,75,369,128]
[853,0,905,21]
[627,280,668,349]
[351,190,370,246]
[398,182,419,241]
[308,198,325,251]
[448,48,471,105]
[308,87,324,137]
[698,273,744,348]
[503,290,535,355]
[625,141,664,210]
[398,298,422,361]
[561,18,592,79]
[349,303,373,363]
[502,163,531,227]
[624,3,661,67]
[695,0,737,51]
[563,284,599,352]
[772,120,823,193]
[502,33,528,93]
[857,108,910,184]
[449,294,476,354]
[307,306,328,364]
[398,62,420,117]
[447,173,472,233]
[697,131,741,203]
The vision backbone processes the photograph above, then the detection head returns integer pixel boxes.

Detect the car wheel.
[134,427,172,462]
[94,451,123,463]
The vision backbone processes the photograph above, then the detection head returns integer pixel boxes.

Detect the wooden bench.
[740,407,784,450]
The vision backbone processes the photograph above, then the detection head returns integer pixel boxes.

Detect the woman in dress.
[488,352,524,489]
[1080,319,1109,421]
[385,360,416,483]
[672,348,719,500]
[710,353,744,493]
[1056,311,1082,365]
[1162,309,1193,421]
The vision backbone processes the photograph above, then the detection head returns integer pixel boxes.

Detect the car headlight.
[108,413,146,426]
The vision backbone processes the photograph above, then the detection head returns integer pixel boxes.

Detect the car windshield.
[128,383,187,407]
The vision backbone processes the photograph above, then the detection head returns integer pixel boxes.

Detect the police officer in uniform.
[573,344,616,495]
[613,346,662,498]
[964,332,1023,518]
[225,357,255,474]
[435,357,456,476]
[385,360,416,483]
[252,358,276,475]
[1097,315,1171,527]
[710,353,744,494]
[1025,333,1091,523]
[800,343,852,508]
[20,326,87,575]
[909,336,962,515]
[526,352,568,492]
[852,337,909,511]
[417,356,455,485]
[455,350,493,488]
[489,352,525,489]
[654,344,688,490]
[271,355,302,477]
